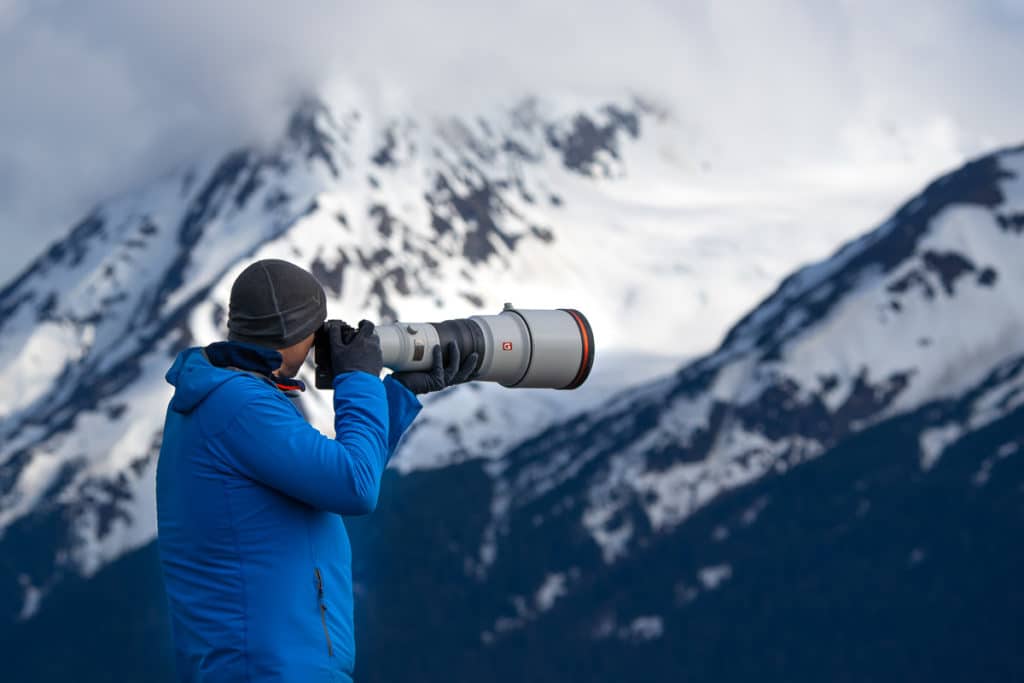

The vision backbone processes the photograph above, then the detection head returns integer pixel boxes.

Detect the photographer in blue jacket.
[156,259,477,682]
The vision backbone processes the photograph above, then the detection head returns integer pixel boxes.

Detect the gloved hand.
[326,319,383,378]
[391,341,479,395]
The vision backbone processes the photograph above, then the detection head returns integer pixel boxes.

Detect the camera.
[313,304,594,391]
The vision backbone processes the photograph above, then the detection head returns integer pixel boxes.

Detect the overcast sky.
[1,0,1022,284]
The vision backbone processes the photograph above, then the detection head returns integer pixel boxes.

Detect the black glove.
[326,319,383,378]
[391,341,479,395]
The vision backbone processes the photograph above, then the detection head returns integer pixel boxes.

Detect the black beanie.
[227,259,327,349]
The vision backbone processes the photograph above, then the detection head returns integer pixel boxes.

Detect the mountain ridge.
[0,93,730,612]
[0,92,1021,681]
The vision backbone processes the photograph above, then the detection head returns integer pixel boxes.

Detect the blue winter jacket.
[156,340,421,682]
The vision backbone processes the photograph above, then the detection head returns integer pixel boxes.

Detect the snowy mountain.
[0,89,1021,682]
[0,90,887,605]
[344,144,1024,681]
[489,145,1024,566]
[0,94,685,595]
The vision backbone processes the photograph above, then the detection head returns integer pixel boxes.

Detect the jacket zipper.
[314,567,333,657]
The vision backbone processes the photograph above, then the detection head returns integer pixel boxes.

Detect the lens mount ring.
[558,309,595,390]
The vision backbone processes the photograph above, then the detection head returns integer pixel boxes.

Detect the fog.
[1,0,1021,283]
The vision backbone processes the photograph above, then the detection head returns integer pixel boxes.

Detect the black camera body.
[312,324,335,390]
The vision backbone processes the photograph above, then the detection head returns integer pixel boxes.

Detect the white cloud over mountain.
[0,0,1021,284]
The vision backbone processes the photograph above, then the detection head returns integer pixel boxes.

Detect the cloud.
[0,0,1021,284]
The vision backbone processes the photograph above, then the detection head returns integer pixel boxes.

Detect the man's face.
[276,331,316,378]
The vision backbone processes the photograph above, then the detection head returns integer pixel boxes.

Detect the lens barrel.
[373,305,594,390]
[432,319,487,377]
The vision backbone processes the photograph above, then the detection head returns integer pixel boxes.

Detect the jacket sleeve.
[382,374,423,453]
[216,371,395,515]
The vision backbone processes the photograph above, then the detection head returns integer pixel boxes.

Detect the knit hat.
[226,259,327,349]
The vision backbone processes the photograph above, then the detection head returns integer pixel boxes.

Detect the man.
[156,258,476,682]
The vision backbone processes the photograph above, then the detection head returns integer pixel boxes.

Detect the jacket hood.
[165,347,245,414]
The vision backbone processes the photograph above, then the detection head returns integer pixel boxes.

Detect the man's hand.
[391,341,479,395]
[326,319,383,379]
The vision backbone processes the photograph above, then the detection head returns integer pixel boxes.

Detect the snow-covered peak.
[1,85,1017,622]
[0,91,829,593]
[484,145,1024,569]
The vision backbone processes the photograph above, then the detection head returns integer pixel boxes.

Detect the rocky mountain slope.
[345,143,1024,681]
[0,91,1020,681]
[0,91,883,610]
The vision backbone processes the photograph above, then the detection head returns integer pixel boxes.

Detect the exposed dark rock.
[180,151,251,249]
[832,370,912,429]
[545,106,641,176]
[0,450,32,499]
[530,225,555,243]
[921,250,975,295]
[311,250,350,297]
[286,98,339,178]
[384,267,412,297]
[722,151,1014,356]
[42,213,106,268]
[547,115,614,174]
[417,247,440,271]
[367,281,398,322]
[736,380,830,443]
[210,302,225,330]
[358,247,393,270]
[80,478,134,541]
[462,227,495,265]
[234,166,263,208]
[36,293,58,322]
[300,200,319,218]
[152,150,251,318]
[372,128,398,167]
[129,435,161,477]
[432,176,521,265]
[997,212,1024,233]
[818,374,840,393]
[645,400,731,471]
[502,138,539,162]
[431,212,454,236]
[459,292,484,308]
[370,204,398,238]
[603,104,641,138]
[104,403,128,420]
[888,270,936,299]
[263,189,291,212]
